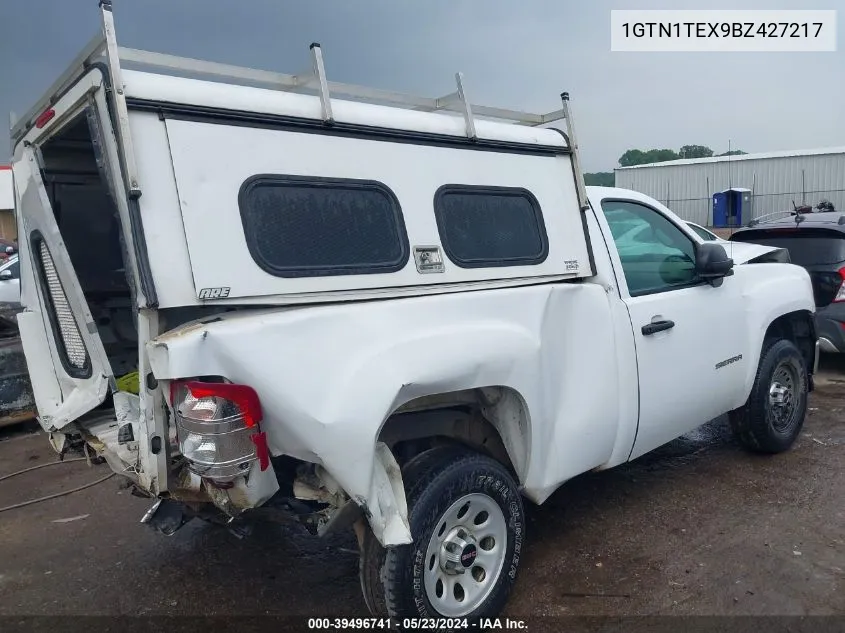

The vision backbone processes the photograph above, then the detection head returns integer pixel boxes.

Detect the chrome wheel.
[423,493,508,617]
[768,360,798,431]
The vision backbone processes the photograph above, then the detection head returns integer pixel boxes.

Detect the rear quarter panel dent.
[148,284,622,533]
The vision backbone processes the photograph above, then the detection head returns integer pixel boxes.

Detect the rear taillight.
[170,380,270,482]
[834,267,845,303]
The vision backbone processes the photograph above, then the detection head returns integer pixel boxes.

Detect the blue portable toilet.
[712,187,752,228]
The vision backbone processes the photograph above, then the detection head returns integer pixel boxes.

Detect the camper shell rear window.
[433,185,549,268]
[238,174,410,278]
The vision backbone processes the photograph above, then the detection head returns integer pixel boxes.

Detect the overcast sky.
[1,0,842,171]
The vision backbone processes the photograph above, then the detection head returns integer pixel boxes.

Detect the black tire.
[360,445,466,616]
[729,338,808,453]
[360,447,525,624]
[360,526,388,616]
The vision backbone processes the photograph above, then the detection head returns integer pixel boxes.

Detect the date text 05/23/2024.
[307,618,528,630]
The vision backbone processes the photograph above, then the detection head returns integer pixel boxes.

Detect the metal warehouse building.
[614,147,845,227]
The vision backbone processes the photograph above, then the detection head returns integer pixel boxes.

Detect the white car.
[614,220,724,253]
[0,255,20,304]
[686,221,724,242]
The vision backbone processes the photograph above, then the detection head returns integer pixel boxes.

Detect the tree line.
[584,145,747,187]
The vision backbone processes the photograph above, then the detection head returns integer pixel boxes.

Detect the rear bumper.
[816,304,845,353]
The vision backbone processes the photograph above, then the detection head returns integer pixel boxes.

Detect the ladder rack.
[11,0,590,208]
[115,46,571,129]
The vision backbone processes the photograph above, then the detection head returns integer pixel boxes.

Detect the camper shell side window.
[433,185,549,268]
[238,174,410,278]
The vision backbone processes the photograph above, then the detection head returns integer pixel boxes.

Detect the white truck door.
[12,145,112,431]
[597,196,747,459]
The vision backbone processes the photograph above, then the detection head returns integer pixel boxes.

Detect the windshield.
[0,256,18,273]
[688,223,718,241]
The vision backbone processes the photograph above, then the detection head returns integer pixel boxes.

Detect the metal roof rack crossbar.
[11,0,590,209]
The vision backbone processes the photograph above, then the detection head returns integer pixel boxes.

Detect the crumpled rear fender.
[147,305,543,546]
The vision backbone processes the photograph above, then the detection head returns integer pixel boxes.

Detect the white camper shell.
[11,2,593,525]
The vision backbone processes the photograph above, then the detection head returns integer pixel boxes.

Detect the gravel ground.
[0,358,843,627]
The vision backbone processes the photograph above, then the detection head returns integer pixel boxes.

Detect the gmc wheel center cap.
[460,544,478,567]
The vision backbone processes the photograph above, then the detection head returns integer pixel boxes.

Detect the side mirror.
[5,246,14,255]
[696,242,734,287]
[0,270,12,281]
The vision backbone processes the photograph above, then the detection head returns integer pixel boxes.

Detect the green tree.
[679,145,713,159]
[618,148,680,167]
[718,149,747,156]
[645,149,681,163]
[584,172,615,187]
[618,149,647,167]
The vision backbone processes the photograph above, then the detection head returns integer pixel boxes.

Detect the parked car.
[686,221,723,242]
[611,219,724,258]
[9,4,819,623]
[0,254,20,304]
[731,212,845,353]
[0,239,17,261]
[0,302,36,427]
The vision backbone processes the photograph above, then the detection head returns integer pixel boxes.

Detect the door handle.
[642,319,675,335]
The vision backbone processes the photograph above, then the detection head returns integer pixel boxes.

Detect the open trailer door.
[13,137,113,432]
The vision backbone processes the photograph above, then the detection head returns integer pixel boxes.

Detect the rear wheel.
[360,447,524,622]
[729,339,808,453]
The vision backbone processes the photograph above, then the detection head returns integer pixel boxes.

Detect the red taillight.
[169,379,269,477]
[832,266,845,303]
[172,380,262,428]
[35,108,56,129]
[834,267,845,303]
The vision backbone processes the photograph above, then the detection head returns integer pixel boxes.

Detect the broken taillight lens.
[170,380,270,482]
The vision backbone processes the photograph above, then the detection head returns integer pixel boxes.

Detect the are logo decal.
[198,287,231,300]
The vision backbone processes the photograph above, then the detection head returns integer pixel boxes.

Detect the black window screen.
[238,175,410,277]
[434,185,549,268]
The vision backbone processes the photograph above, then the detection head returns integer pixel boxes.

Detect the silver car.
[0,255,20,305]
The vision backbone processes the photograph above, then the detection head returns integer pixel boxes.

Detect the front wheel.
[361,448,525,622]
[729,338,808,453]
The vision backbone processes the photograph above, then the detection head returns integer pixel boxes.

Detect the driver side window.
[601,200,697,296]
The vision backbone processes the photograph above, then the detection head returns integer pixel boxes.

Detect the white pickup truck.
[12,3,817,624]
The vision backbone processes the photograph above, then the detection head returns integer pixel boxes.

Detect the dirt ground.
[0,358,843,624]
